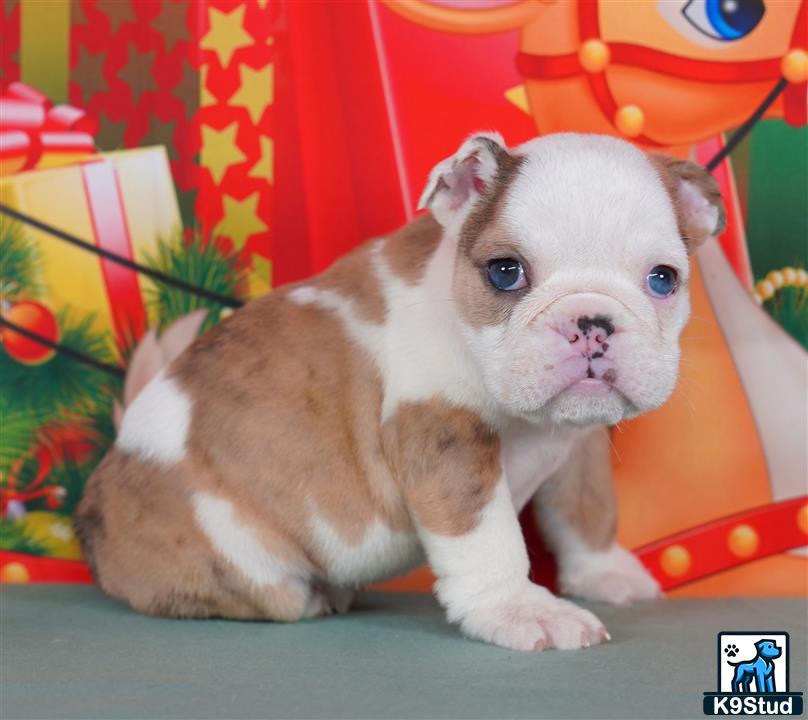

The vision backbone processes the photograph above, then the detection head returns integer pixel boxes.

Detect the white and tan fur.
[77,133,724,651]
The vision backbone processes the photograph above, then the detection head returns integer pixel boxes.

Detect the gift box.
[0,79,185,581]
[1,145,180,346]
[0,0,273,295]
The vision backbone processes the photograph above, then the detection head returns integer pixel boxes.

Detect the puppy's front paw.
[458,583,608,652]
[559,545,661,606]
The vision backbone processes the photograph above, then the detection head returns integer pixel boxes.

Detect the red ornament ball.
[1,301,59,365]
[45,493,63,510]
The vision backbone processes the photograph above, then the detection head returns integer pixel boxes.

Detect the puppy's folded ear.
[419,132,514,229]
[651,155,726,253]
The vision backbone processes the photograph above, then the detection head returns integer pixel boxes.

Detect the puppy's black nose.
[576,315,615,339]
[575,315,614,340]
[559,315,615,355]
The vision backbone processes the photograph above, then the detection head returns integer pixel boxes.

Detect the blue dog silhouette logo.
[703,632,803,716]
[728,639,781,694]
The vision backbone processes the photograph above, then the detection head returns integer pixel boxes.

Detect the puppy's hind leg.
[108,521,323,622]
[149,572,320,622]
[184,490,324,621]
[83,452,323,622]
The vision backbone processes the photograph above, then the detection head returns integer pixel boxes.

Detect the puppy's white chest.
[501,424,579,512]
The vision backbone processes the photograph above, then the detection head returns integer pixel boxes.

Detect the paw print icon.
[724,643,739,658]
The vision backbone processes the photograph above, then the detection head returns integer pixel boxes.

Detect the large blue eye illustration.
[682,0,765,41]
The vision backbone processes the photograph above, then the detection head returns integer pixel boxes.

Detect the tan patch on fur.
[314,240,387,324]
[76,450,312,620]
[458,148,524,257]
[453,221,529,329]
[382,212,443,285]
[383,400,501,536]
[176,292,411,546]
[534,429,616,550]
[650,154,726,253]
[78,288,413,618]
[451,151,527,329]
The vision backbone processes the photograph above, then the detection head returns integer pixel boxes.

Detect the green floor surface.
[1,586,806,720]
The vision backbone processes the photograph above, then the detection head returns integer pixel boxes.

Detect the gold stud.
[579,39,610,73]
[782,49,808,84]
[615,105,645,138]
[0,562,30,584]
[660,544,691,577]
[727,524,759,558]
[798,504,808,535]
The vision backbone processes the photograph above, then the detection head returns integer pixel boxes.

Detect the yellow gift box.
[0,147,181,347]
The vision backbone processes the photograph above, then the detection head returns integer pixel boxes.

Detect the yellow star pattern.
[201,122,246,185]
[249,136,274,183]
[216,192,268,251]
[256,0,270,8]
[504,84,530,115]
[248,255,272,297]
[200,5,253,69]
[231,63,273,125]
[200,65,216,107]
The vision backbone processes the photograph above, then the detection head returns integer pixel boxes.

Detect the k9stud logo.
[704,632,803,716]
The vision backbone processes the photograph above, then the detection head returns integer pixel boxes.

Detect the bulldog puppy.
[77,133,724,651]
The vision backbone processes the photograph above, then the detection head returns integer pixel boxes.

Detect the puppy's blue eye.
[487,259,527,291]
[646,265,679,298]
[682,0,765,41]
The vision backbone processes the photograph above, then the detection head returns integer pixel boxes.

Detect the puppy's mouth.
[565,377,612,396]
[541,367,639,424]
[562,359,618,390]
[514,375,635,426]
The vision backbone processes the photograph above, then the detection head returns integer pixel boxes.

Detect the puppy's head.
[421,132,724,426]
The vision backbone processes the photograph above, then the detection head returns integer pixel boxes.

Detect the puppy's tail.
[113,310,207,429]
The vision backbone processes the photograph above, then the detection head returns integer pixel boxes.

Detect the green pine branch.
[21,459,90,517]
[0,220,42,301]
[0,309,121,419]
[0,398,44,476]
[143,229,246,334]
[3,399,116,521]
[0,309,121,488]
[0,518,48,555]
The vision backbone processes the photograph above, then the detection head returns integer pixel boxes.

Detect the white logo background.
[719,633,788,693]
